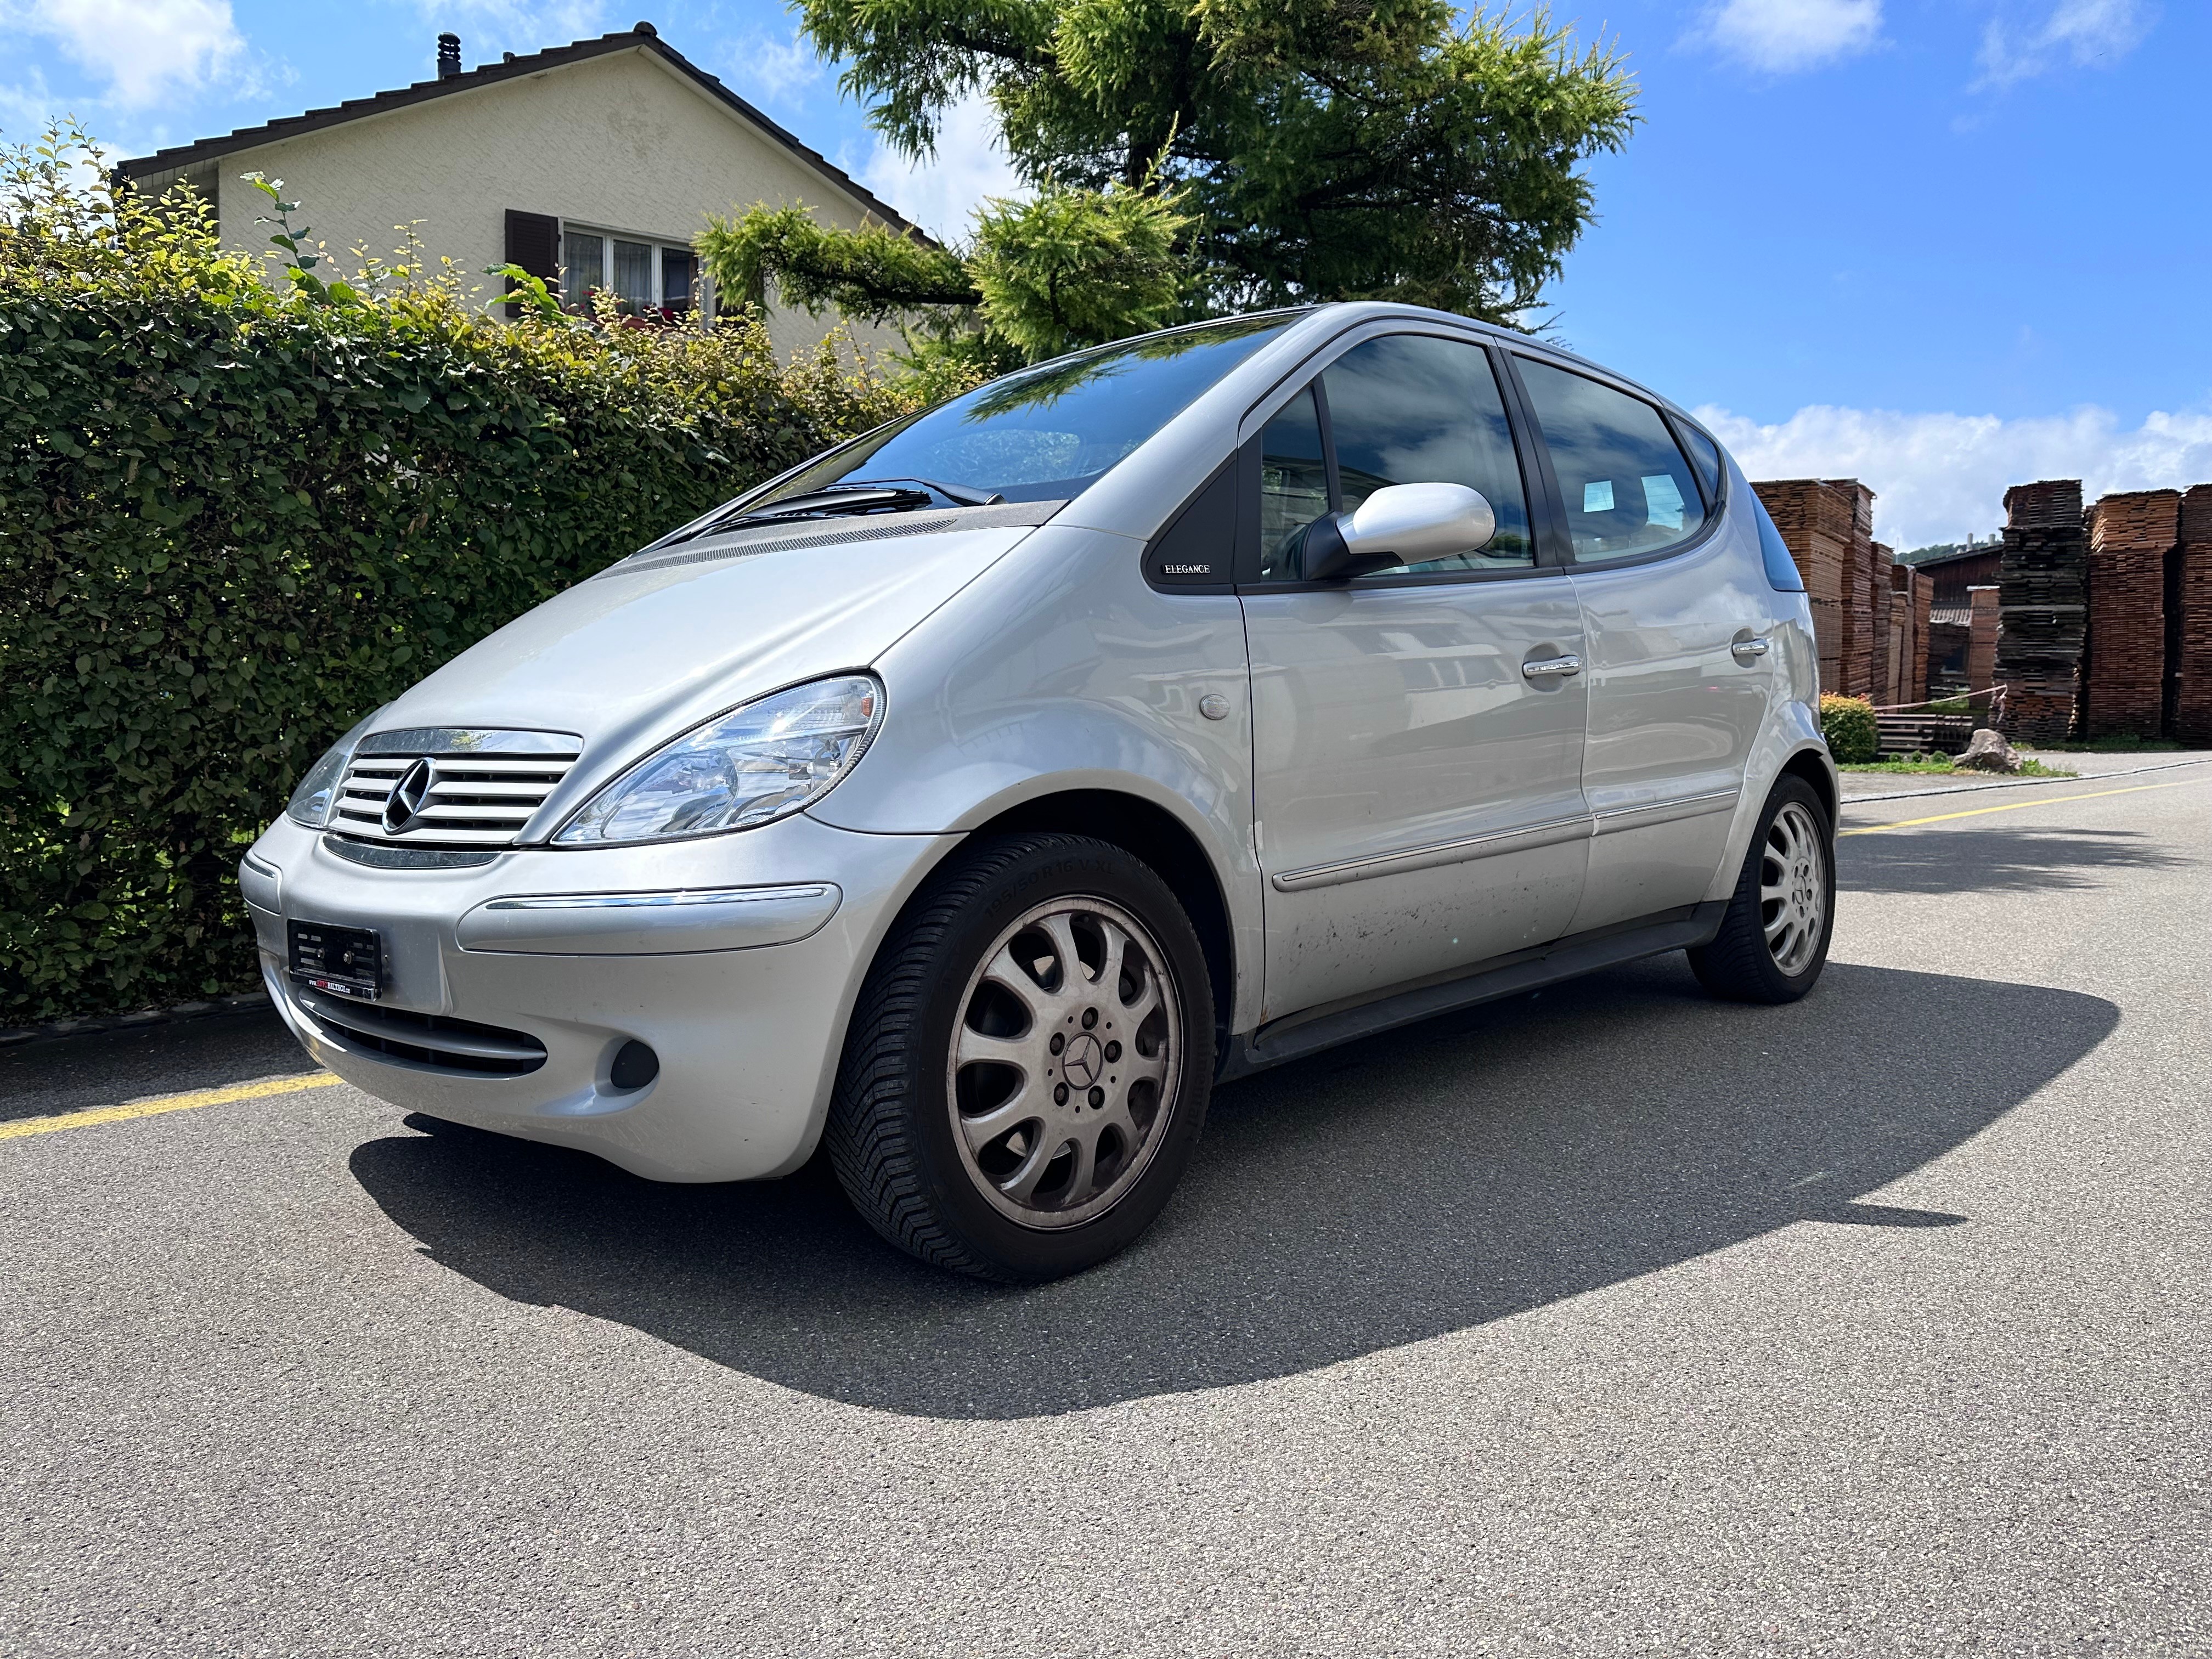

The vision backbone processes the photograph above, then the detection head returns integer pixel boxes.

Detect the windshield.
[747,315,1297,515]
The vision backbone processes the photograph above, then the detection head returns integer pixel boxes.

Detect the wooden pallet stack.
[1824,480,1877,695]
[2082,490,2177,739]
[1995,478,2090,742]
[1753,480,1853,689]
[1888,562,1931,706]
[2175,486,2212,744]
[1868,541,1895,701]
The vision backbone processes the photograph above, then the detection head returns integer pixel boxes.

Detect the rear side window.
[1516,358,1708,563]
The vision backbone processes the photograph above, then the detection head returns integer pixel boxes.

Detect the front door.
[1508,354,1778,934]
[1242,332,1591,1024]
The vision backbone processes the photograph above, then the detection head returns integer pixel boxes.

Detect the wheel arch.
[1779,744,1838,827]
[956,789,1238,1064]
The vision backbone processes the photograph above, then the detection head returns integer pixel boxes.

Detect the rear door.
[1507,353,1778,934]
[1241,330,1591,1023]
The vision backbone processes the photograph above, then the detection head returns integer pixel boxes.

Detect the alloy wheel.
[945,897,1184,1229]
[1759,800,1827,977]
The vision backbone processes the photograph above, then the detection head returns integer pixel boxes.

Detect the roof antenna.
[437,33,462,78]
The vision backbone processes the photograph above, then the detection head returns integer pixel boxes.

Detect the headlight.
[555,674,883,846]
[285,714,377,828]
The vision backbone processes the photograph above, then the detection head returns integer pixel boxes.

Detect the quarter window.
[1677,420,1724,509]
[1515,358,1707,563]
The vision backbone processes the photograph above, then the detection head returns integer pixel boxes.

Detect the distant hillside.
[1897,539,2001,566]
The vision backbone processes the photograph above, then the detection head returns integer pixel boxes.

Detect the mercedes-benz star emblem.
[1062,1032,1103,1091]
[381,758,436,835]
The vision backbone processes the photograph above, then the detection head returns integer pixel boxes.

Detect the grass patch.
[1842,755,2076,777]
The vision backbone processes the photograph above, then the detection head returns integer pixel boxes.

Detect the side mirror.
[1300,483,1497,582]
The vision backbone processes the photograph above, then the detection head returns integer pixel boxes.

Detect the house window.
[557,223,703,319]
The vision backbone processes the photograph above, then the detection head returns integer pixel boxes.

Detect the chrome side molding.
[1591,789,1739,836]
[1272,814,1594,891]
[1271,787,1741,891]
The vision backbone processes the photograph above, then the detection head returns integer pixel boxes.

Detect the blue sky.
[2,0,2204,546]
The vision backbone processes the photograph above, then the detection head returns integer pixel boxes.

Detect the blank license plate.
[288,919,382,1001]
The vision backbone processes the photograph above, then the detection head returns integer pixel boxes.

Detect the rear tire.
[1687,775,1834,1004]
[825,833,1215,1282]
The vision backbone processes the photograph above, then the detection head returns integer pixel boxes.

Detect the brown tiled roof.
[115,21,922,238]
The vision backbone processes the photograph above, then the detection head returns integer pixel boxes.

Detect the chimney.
[437,33,462,77]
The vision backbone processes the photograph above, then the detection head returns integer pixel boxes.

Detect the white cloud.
[1703,0,1882,72]
[0,0,245,108]
[729,30,823,110]
[1976,0,2155,89]
[1697,402,2212,549]
[857,94,1024,242]
[0,68,59,140]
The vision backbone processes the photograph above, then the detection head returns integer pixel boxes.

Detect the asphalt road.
[3,768,2207,1656]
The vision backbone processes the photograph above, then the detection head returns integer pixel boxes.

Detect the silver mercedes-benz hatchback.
[247,301,1835,1280]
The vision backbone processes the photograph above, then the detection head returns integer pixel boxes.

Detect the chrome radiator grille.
[331,728,582,849]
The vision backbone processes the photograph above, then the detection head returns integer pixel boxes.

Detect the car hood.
[369,522,1040,823]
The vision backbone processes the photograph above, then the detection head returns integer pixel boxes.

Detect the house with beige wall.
[118,22,916,362]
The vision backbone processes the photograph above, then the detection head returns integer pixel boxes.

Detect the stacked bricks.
[2175,486,2212,744]
[1753,480,1855,691]
[1995,478,2090,743]
[2081,490,2177,740]
[1824,479,1877,695]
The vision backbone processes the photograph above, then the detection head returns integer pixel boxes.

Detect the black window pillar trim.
[1493,347,1575,571]
[1312,380,1344,515]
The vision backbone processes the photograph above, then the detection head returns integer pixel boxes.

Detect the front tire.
[1687,775,1835,1004]
[826,833,1215,1282]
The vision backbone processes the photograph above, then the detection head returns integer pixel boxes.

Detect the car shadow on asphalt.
[348,955,2115,1420]
[1839,826,2192,895]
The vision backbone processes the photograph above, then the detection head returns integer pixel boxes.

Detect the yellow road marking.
[0,1071,342,1142]
[1840,780,2190,836]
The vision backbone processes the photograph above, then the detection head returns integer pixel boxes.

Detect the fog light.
[610,1040,660,1091]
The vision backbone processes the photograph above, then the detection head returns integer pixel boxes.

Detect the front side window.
[1321,335,1534,575]
[1257,387,1331,580]
[753,317,1294,509]
[1516,358,1708,563]
[1250,333,1536,583]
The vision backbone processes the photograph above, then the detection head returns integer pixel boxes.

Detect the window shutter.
[503,210,560,319]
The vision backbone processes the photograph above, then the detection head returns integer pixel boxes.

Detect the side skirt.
[1217,901,1728,1082]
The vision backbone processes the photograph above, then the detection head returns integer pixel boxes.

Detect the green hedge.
[1820,694,1880,764]
[0,137,924,1023]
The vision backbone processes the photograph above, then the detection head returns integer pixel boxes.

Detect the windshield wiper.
[737,476,1006,524]
[856,476,1006,508]
[669,476,1008,544]
[737,484,936,523]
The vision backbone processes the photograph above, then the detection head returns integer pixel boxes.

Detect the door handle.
[1522,654,1582,679]
[1731,635,1771,661]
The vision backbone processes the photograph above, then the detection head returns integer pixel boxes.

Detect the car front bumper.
[242,812,956,1182]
